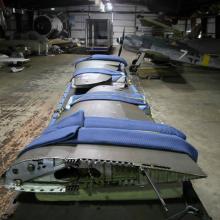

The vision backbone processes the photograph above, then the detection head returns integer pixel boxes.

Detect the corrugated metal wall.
[67,4,217,44]
[67,4,157,45]
[5,4,217,42]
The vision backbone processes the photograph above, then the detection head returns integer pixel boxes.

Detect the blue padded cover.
[47,111,84,132]
[29,111,84,148]
[74,55,128,67]
[68,91,146,106]
[73,68,124,82]
[71,128,197,161]
[85,117,186,140]
[20,111,198,161]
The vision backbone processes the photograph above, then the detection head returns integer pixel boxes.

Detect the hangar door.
[86,19,113,50]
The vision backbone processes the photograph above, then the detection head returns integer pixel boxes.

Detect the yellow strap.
[202,54,210,66]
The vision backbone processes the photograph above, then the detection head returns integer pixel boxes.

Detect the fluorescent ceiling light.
[95,0,100,6]
[106,2,113,11]
[100,2,105,12]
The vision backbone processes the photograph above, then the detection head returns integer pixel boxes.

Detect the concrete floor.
[140,67,220,220]
[0,54,76,216]
[0,51,220,219]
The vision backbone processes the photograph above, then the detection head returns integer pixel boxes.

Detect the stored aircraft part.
[34,15,63,38]
[74,55,128,72]
[74,55,128,67]
[73,68,125,80]
[72,68,126,88]
[73,73,112,89]
[1,54,206,205]
[7,185,211,220]
[118,27,125,56]
[137,15,201,40]
[137,15,183,39]
[11,67,25,72]
[0,54,30,64]
[125,34,220,70]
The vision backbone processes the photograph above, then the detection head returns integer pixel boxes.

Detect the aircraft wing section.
[0,58,30,63]
[0,56,30,63]
[138,17,170,29]
[137,15,182,38]
[142,49,171,63]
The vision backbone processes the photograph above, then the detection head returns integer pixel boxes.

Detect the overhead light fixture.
[50,8,55,11]
[106,2,113,11]
[95,0,101,6]
[100,2,105,12]
[12,8,25,14]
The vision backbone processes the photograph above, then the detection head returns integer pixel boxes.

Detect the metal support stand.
[140,167,169,212]
[166,205,199,220]
[140,167,205,219]
[129,50,146,73]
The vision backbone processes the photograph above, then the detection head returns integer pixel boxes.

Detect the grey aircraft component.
[0,55,30,63]
[75,59,126,71]
[124,34,220,70]
[34,15,63,37]
[1,86,206,197]
[1,56,206,213]
[73,74,112,89]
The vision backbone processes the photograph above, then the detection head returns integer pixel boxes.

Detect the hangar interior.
[0,0,220,220]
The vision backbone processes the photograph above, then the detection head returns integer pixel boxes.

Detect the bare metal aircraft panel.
[75,60,123,71]
[61,85,149,120]
[61,100,150,120]
[74,74,112,88]
[87,85,128,93]
[17,144,205,178]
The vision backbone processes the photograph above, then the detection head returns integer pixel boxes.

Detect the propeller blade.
[118,27,125,56]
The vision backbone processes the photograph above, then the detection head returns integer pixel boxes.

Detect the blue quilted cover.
[74,55,128,66]
[67,91,147,107]
[20,111,198,161]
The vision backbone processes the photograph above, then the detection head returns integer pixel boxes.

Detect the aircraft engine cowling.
[34,15,63,38]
